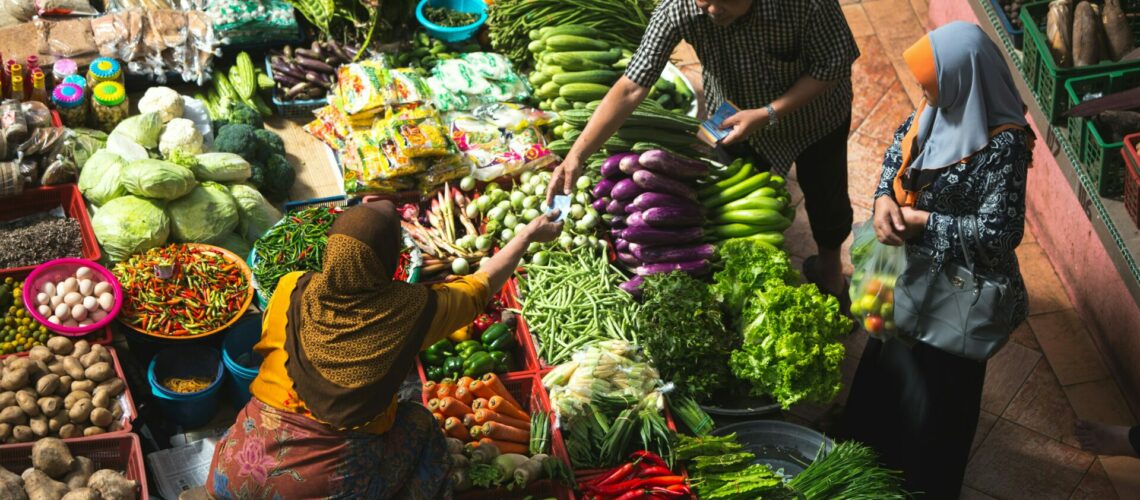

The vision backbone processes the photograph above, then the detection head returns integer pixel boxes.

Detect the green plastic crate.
[1064,68,1140,197]
[1019,1,1140,124]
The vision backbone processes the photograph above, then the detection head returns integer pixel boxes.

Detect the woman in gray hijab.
[840,22,1032,498]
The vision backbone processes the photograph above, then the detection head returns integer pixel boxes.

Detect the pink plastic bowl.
[23,258,124,336]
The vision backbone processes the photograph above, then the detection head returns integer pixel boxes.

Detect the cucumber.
[543,50,622,66]
[552,70,620,86]
[540,25,607,41]
[544,35,611,52]
[717,196,786,213]
[528,71,552,87]
[560,83,611,102]
[552,97,573,112]
[713,209,790,228]
[528,40,547,53]
[573,101,587,109]
[537,81,562,100]
[701,172,771,208]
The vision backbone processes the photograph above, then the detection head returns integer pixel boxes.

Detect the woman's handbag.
[893,217,1016,361]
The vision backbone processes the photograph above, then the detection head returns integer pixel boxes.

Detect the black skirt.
[840,337,987,499]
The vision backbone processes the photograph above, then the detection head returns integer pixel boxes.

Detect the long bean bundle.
[787,442,908,499]
[251,206,341,302]
[516,248,642,365]
[488,0,658,64]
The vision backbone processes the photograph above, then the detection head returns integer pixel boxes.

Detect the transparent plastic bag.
[848,221,905,339]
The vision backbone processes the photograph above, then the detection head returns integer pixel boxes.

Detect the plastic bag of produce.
[229,183,281,242]
[121,158,197,200]
[78,150,127,206]
[109,112,163,150]
[848,222,905,340]
[460,52,514,80]
[432,59,490,95]
[92,195,170,262]
[167,182,240,243]
[193,152,251,182]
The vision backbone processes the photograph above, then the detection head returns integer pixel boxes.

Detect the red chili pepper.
[585,461,638,490]
[630,451,669,469]
[614,490,651,500]
[637,466,673,478]
[665,484,690,494]
[646,487,688,498]
[589,476,686,496]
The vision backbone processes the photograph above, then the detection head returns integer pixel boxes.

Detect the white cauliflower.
[159,118,205,159]
[138,86,184,123]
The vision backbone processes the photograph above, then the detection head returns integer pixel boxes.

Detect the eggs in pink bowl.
[24,258,123,336]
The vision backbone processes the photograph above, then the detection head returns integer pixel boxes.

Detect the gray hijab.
[909,22,1027,171]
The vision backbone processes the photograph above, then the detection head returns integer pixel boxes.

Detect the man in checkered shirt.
[547,0,860,304]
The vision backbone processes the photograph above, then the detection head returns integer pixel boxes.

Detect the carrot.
[479,437,529,455]
[480,373,522,409]
[463,413,477,427]
[432,412,445,426]
[488,396,529,421]
[474,409,531,430]
[482,421,530,444]
[444,417,471,440]
[427,398,442,412]
[436,383,456,400]
[422,381,437,402]
[456,376,475,391]
[469,380,496,401]
[454,387,474,405]
[439,397,473,418]
[471,398,490,411]
[470,425,484,440]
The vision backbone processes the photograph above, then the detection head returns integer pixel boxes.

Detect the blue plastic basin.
[221,313,263,409]
[147,345,225,429]
[415,0,487,43]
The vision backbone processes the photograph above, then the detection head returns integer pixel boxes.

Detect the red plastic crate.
[0,184,100,278]
[1124,134,1140,229]
[0,433,148,499]
[504,278,552,369]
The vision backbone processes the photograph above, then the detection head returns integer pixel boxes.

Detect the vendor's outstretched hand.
[720,108,770,145]
[546,156,584,206]
[522,211,563,243]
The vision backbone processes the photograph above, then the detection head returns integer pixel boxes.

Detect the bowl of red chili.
[112,243,254,340]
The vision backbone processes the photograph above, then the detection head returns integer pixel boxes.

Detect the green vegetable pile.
[488,0,657,64]
[424,6,479,27]
[251,206,341,302]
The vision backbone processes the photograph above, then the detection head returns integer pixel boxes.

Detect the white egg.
[78,320,93,327]
[97,293,114,311]
[47,316,60,325]
[35,293,49,306]
[71,305,88,322]
[83,296,98,312]
[78,279,93,296]
[37,305,51,317]
[41,282,55,296]
[90,309,107,322]
[54,303,70,321]
[63,319,78,328]
[93,282,111,296]
[62,278,77,295]
[76,267,93,280]
[55,282,69,298]
[50,296,63,308]
[64,292,82,307]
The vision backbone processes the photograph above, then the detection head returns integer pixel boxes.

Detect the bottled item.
[30,71,47,105]
[62,75,86,90]
[91,81,128,132]
[52,83,86,127]
[86,58,124,89]
[52,59,78,87]
[10,75,24,101]
[24,56,38,97]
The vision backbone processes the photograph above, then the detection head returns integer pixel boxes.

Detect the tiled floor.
[669,1,1138,498]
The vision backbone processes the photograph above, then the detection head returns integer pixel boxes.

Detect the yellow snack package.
[387,115,452,158]
[337,61,391,115]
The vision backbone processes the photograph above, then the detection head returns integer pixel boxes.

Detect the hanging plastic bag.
[848,221,905,339]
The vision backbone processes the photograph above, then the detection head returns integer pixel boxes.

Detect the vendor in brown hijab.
[206,200,562,499]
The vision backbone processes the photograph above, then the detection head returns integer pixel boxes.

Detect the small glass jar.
[62,74,86,91]
[52,83,87,127]
[52,59,77,87]
[86,58,124,89]
[91,81,128,132]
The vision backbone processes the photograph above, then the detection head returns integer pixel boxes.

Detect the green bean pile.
[487,0,658,64]
[516,248,643,365]
[251,206,341,302]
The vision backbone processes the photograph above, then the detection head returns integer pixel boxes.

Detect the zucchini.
[545,35,611,52]
[543,50,622,66]
[552,70,620,86]
[653,78,676,94]
[711,222,788,239]
[612,58,631,70]
[537,81,562,100]
[699,163,757,197]
[560,83,611,102]
[529,71,552,87]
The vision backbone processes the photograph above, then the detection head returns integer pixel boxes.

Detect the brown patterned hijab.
[284,201,437,430]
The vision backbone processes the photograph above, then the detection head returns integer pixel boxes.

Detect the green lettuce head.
[228,183,282,241]
[167,182,240,243]
[91,196,170,262]
[121,159,197,200]
[109,112,163,149]
[78,150,127,207]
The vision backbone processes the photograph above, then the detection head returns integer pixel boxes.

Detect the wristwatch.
[765,104,778,128]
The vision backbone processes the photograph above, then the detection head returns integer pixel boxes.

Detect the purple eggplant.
[632,170,697,200]
[625,204,642,214]
[622,226,704,245]
[602,153,635,178]
[592,178,618,199]
[606,198,627,216]
[591,197,610,212]
[630,192,702,212]
[642,206,704,228]
[634,259,710,277]
[619,154,643,176]
[638,149,709,180]
[618,276,645,298]
[610,178,643,201]
[631,243,716,264]
[616,251,641,267]
[626,212,645,228]
[615,239,630,252]
[610,228,626,241]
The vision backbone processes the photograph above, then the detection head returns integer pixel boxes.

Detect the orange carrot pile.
[426,373,531,454]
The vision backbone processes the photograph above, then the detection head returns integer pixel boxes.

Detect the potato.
[63,456,94,490]
[46,337,74,356]
[0,466,26,500]
[88,470,137,500]
[89,345,110,364]
[29,416,48,438]
[61,488,101,500]
[57,425,79,439]
[32,360,50,379]
[16,390,40,417]
[56,378,72,397]
[0,423,11,440]
[48,414,67,433]
[0,391,16,408]
[68,400,93,424]
[1,368,29,391]
[70,381,96,395]
[94,380,124,399]
[47,362,67,377]
[89,408,112,428]
[8,358,33,373]
[79,352,100,370]
[107,422,122,433]
[22,468,68,500]
[38,397,62,417]
[84,363,112,384]
[81,426,104,437]
[64,392,91,410]
[0,406,27,425]
[36,375,60,397]
[61,359,85,381]
[109,406,123,422]
[91,392,111,410]
[28,346,53,363]
[71,341,90,359]
[32,438,75,479]
[11,425,33,442]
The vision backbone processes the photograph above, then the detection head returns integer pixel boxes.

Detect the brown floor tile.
[909,0,931,30]
[964,420,1093,500]
[1003,359,1082,447]
[843,4,875,38]
[783,199,815,262]
[1063,379,1137,426]
[1071,459,1120,500]
[862,0,927,39]
[981,342,1041,415]
[959,486,998,500]
[1100,456,1140,499]
[971,410,1000,460]
[856,81,915,141]
[850,36,896,132]
[885,51,926,106]
[1017,243,1073,315]
[1029,309,1111,387]
[848,131,891,203]
[1010,322,1041,351]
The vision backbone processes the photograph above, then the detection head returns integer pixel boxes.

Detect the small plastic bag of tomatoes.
[848,222,905,339]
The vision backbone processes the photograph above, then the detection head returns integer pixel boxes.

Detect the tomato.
[864,279,883,297]
[864,315,884,334]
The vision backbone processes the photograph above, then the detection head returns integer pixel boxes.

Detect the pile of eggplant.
[591,149,714,294]
[267,40,363,102]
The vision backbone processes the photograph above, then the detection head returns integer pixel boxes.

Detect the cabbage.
[91,196,170,262]
[209,232,253,259]
[229,183,282,241]
[109,112,163,149]
[78,150,127,207]
[168,182,240,243]
[194,153,251,182]
[121,159,197,200]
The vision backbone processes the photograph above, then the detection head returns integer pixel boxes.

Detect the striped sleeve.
[804,0,860,82]
[624,0,682,88]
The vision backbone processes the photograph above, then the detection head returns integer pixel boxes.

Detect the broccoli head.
[226,103,264,129]
[253,129,286,162]
[214,124,258,163]
[262,153,296,200]
[248,161,266,189]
